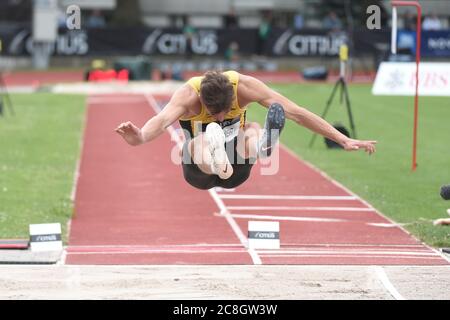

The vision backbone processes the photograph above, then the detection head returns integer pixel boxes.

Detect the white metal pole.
[391,7,398,54]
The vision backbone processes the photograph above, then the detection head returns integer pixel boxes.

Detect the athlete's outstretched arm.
[239,74,377,154]
[115,85,191,146]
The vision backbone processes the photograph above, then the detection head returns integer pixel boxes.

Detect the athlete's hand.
[341,138,377,155]
[115,121,144,146]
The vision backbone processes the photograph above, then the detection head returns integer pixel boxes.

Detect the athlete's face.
[210,111,226,122]
[200,94,231,122]
[205,106,231,122]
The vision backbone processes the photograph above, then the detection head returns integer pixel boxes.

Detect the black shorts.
[181,137,255,190]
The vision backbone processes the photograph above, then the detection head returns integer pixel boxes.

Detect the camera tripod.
[308,58,356,148]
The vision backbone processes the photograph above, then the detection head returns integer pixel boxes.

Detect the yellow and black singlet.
[179,70,246,142]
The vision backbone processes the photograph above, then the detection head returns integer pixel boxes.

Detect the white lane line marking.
[70,159,81,202]
[144,94,262,265]
[279,243,427,248]
[226,206,375,212]
[217,212,345,223]
[69,244,243,249]
[372,266,406,300]
[68,248,248,253]
[65,94,93,264]
[218,194,358,200]
[257,250,439,256]
[67,244,432,252]
[67,243,427,248]
[67,250,249,255]
[260,254,441,260]
[66,252,442,259]
[87,97,146,104]
[283,242,432,252]
[57,247,68,265]
[367,223,403,228]
[208,189,262,265]
[144,95,184,149]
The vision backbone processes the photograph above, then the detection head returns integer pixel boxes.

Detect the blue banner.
[421,30,450,57]
[398,29,450,57]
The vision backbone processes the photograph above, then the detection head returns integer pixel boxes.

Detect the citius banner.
[0,26,257,56]
[267,29,347,56]
[1,28,88,56]
[372,62,450,96]
[0,26,387,57]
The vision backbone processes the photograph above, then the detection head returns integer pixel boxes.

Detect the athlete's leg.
[187,134,213,174]
[258,103,285,157]
[236,103,286,160]
[236,122,261,160]
[187,123,233,179]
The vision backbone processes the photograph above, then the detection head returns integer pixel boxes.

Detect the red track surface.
[66,94,448,265]
[183,71,375,84]
[1,70,374,86]
[2,71,83,86]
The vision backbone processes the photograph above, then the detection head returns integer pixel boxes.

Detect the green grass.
[0,93,85,242]
[247,83,450,247]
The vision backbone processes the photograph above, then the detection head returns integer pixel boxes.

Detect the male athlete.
[115,70,376,190]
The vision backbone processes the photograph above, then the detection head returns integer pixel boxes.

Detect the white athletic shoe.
[205,122,233,179]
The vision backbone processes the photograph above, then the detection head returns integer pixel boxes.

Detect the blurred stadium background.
[0,0,448,75]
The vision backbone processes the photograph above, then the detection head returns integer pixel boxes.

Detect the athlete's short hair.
[200,71,234,115]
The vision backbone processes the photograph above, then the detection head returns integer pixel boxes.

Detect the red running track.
[66,94,449,265]
[2,71,83,86]
[1,70,374,87]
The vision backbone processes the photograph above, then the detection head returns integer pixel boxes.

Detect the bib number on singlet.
[221,119,241,142]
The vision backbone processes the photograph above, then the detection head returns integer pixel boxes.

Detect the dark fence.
[0,26,448,58]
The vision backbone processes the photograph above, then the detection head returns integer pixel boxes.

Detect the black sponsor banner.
[266,28,349,57]
[353,28,390,54]
[0,27,89,56]
[0,26,257,57]
[0,26,395,57]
